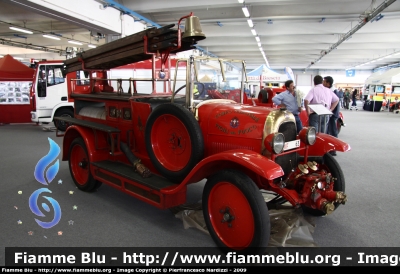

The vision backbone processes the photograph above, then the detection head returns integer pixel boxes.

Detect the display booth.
[0,55,34,124]
[247,64,288,98]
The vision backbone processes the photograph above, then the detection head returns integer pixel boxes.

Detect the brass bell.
[182,16,206,43]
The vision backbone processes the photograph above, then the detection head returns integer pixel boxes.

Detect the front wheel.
[202,170,270,255]
[302,153,345,216]
[68,137,100,192]
[54,108,74,131]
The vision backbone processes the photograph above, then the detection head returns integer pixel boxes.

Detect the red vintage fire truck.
[55,13,350,255]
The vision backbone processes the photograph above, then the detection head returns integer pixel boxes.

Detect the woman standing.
[350,89,358,111]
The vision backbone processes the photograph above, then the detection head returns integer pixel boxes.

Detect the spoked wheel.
[145,103,204,182]
[302,153,345,216]
[203,169,270,255]
[69,137,101,192]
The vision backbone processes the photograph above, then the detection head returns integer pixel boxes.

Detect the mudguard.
[61,125,108,162]
[307,133,351,155]
[161,149,284,194]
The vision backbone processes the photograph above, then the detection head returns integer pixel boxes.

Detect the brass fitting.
[322,201,335,215]
[335,192,347,204]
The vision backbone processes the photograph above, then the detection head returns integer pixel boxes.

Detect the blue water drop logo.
[34,137,60,185]
[29,188,61,229]
[30,138,62,229]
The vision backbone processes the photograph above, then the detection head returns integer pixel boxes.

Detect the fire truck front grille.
[275,121,297,178]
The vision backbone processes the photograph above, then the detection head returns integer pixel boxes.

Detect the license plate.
[283,139,300,151]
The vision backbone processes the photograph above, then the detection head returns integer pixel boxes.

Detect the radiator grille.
[275,121,298,178]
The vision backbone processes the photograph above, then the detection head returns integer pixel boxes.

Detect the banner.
[346,69,355,77]
[284,67,295,84]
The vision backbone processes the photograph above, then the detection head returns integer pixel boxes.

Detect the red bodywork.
[54,13,350,254]
[207,87,345,133]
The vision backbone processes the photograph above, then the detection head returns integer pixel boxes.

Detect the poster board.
[308,104,333,115]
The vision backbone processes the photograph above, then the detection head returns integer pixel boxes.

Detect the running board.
[91,160,185,209]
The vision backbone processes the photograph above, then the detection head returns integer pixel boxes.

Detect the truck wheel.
[145,103,204,182]
[302,153,345,216]
[202,170,270,255]
[69,137,99,192]
[54,109,74,131]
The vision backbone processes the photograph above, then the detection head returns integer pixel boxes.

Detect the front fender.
[161,149,284,194]
[308,133,351,155]
[62,125,108,162]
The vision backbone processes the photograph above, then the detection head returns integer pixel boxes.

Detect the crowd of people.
[270,75,361,156]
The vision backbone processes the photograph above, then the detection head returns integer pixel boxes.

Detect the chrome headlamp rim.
[272,132,285,154]
[306,127,317,145]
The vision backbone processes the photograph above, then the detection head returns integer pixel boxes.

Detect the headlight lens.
[299,127,317,145]
[272,133,285,154]
[306,127,317,145]
[264,132,285,154]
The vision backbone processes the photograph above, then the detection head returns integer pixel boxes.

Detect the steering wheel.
[174,84,186,95]
[194,83,205,99]
[174,83,206,99]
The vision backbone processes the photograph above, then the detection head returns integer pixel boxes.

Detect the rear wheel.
[68,137,100,192]
[302,153,345,216]
[203,170,270,255]
[54,108,73,131]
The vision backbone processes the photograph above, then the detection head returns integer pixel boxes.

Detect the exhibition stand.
[0,55,34,124]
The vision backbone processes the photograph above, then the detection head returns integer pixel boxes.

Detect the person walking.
[343,89,351,110]
[304,75,339,133]
[272,80,303,133]
[338,88,344,108]
[350,89,359,111]
[323,76,339,156]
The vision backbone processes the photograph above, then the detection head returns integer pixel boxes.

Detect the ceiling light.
[43,34,60,40]
[251,28,257,36]
[88,44,97,48]
[13,57,24,60]
[238,0,244,3]
[68,40,83,45]
[257,42,261,47]
[9,26,33,34]
[247,19,253,28]
[255,35,260,42]
[242,6,250,17]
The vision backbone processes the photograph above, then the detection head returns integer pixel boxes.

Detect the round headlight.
[273,133,285,154]
[306,127,317,145]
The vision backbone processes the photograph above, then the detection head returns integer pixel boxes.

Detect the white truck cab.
[30,61,89,131]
